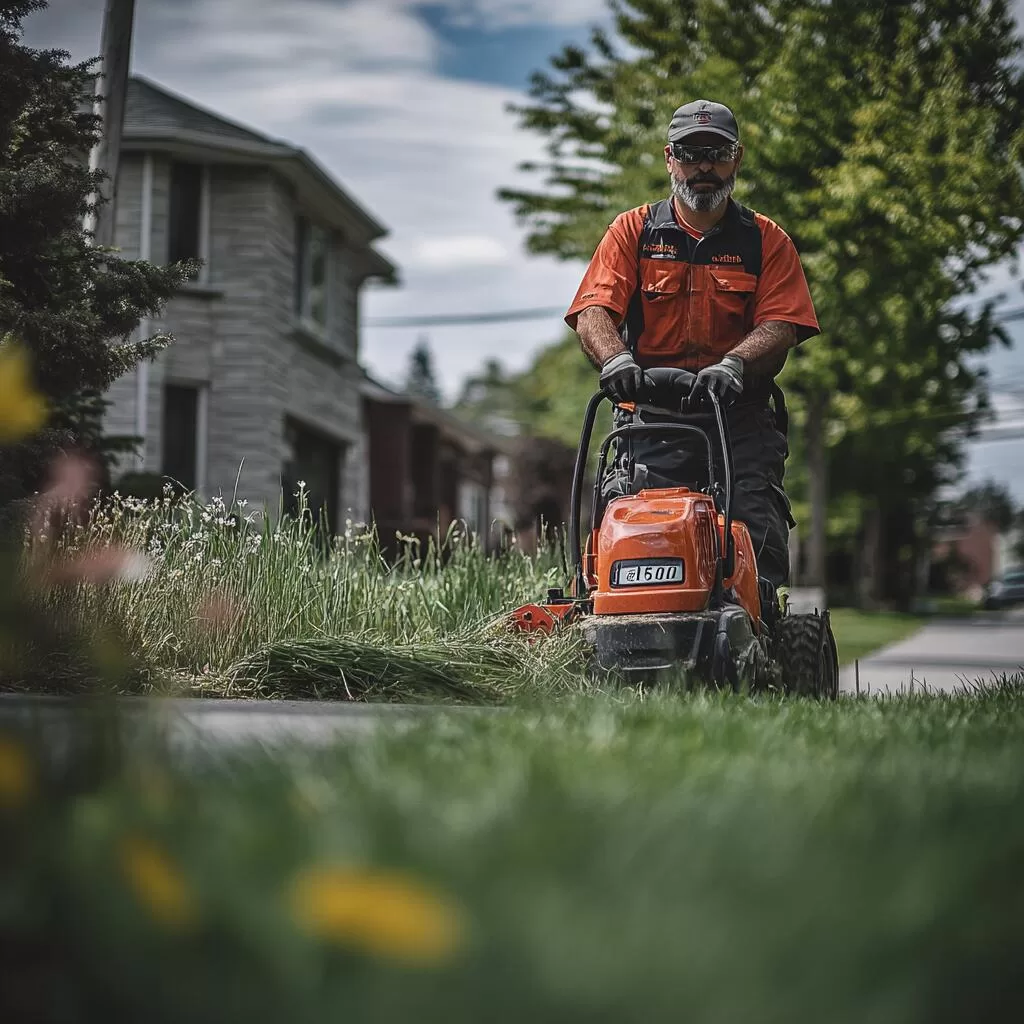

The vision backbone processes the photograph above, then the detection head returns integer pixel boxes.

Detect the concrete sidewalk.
[838,609,1024,694]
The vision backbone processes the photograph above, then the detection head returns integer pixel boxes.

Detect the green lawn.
[5,684,1024,1023]
[830,607,926,666]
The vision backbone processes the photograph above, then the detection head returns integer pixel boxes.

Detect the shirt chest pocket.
[710,269,757,343]
[637,261,688,355]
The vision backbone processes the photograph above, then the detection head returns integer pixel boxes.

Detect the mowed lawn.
[6,683,1024,1023]
[830,608,926,666]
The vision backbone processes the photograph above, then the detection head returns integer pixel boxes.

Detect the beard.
[671,169,737,212]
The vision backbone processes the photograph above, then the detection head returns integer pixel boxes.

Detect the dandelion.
[119,835,195,929]
[0,737,33,808]
[0,341,47,442]
[288,865,464,965]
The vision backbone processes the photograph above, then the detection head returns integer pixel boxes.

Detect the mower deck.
[581,606,762,684]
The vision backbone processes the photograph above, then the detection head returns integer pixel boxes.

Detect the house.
[104,77,508,541]
[931,512,1004,597]
[361,378,514,551]
[105,76,396,529]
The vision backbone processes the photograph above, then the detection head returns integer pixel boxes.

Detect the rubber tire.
[774,613,839,699]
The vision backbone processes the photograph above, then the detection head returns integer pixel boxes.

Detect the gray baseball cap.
[668,100,739,143]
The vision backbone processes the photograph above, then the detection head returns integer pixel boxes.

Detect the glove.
[693,355,744,403]
[600,352,646,403]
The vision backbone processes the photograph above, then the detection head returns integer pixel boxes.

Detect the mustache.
[687,174,723,186]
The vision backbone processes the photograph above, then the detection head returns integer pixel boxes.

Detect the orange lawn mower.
[510,368,839,697]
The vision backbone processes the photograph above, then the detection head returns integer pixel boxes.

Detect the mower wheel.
[774,612,839,699]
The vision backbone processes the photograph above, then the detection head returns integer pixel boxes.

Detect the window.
[294,215,330,330]
[459,480,489,537]
[162,384,200,492]
[282,418,343,533]
[168,162,206,277]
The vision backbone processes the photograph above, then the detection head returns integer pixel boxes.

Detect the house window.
[162,384,200,492]
[282,418,343,533]
[294,215,330,330]
[459,480,489,537]
[168,161,209,280]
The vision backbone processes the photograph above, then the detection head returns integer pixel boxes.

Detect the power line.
[364,306,565,328]
[363,299,1024,331]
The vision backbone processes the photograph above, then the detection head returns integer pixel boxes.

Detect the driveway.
[839,608,1024,694]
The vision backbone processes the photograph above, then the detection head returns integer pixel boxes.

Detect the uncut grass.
[12,683,1024,1023]
[26,490,591,700]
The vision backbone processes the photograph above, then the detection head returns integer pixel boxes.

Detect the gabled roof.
[123,76,392,255]
[125,77,281,151]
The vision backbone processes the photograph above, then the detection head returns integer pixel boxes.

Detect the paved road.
[839,608,1024,695]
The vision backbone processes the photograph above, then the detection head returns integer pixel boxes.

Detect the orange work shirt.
[565,198,820,377]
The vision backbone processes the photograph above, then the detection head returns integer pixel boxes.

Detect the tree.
[404,335,442,405]
[453,358,519,435]
[499,0,1024,606]
[954,481,1017,533]
[0,0,195,507]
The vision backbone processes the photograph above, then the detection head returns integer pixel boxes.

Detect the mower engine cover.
[593,487,760,623]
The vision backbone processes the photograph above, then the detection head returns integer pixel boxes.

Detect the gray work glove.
[693,355,744,403]
[600,352,648,403]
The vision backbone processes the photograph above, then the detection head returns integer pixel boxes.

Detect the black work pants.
[603,399,796,588]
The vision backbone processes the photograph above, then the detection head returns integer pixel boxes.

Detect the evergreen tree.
[0,0,196,507]
[404,335,442,405]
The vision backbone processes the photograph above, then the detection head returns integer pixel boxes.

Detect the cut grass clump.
[223,635,574,704]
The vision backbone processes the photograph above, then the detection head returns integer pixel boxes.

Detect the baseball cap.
[668,100,739,143]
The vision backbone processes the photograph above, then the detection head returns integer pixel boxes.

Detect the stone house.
[105,76,398,529]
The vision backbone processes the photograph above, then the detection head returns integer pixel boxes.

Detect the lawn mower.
[510,367,839,697]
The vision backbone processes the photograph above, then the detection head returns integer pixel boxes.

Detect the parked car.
[982,569,1024,610]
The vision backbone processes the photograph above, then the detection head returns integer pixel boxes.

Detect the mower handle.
[570,370,737,599]
[637,366,699,414]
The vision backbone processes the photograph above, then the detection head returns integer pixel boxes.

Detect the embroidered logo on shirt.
[711,254,743,263]
[642,242,679,260]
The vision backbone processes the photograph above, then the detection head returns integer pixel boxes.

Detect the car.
[983,569,1024,610]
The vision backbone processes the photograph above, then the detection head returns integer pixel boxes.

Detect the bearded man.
[564,99,820,589]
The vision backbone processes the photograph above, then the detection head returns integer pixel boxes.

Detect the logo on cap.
[693,111,712,125]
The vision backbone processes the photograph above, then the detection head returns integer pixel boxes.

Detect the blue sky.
[21,0,1024,501]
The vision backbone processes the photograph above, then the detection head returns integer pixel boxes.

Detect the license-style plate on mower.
[611,558,684,587]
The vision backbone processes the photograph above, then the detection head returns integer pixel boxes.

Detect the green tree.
[0,0,195,507]
[404,335,442,405]
[453,358,519,435]
[500,0,1024,606]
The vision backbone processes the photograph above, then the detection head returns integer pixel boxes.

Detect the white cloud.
[409,234,511,269]
[160,0,440,72]
[436,0,610,28]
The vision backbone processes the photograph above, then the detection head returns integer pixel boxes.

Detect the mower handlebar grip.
[639,366,699,412]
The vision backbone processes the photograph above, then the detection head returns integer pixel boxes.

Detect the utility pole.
[84,0,137,247]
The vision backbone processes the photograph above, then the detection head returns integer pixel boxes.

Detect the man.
[565,99,819,589]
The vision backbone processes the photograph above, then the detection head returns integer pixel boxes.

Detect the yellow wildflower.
[0,342,46,442]
[0,736,33,808]
[119,835,195,929]
[289,865,464,965]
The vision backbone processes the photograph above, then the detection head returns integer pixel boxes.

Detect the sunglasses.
[670,142,739,165]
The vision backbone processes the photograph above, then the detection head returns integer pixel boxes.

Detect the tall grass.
[27,489,591,700]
